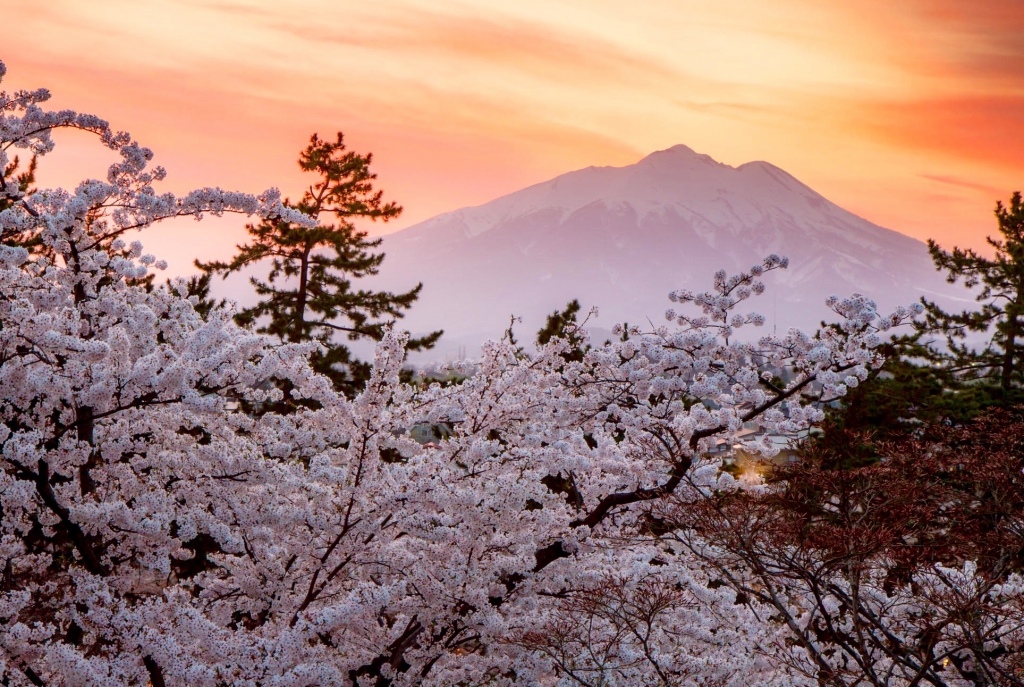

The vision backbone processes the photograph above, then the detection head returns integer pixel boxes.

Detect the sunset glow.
[3,0,1022,273]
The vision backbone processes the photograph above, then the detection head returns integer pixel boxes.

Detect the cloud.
[857,95,1024,170]
[267,8,683,90]
[673,100,774,118]
[852,0,1024,83]
[920,174,1004,197]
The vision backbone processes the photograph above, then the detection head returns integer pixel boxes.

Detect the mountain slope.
[374,145,967,357]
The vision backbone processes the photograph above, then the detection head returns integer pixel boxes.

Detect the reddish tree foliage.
[657,410,1024,686]
[508,573,740,687]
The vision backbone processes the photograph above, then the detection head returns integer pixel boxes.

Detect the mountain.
[374,145,968,359]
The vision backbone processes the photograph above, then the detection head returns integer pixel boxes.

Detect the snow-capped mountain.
[375,145,967,358]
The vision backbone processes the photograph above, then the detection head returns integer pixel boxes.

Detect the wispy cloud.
[857,95,1024,170]
[270,9,683,89]
[920,174,1004,196]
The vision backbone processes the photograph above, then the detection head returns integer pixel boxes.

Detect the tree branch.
[34,459,108,576]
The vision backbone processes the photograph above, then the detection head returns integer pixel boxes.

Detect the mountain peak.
[639,144,720,167]
[651,143,701,156]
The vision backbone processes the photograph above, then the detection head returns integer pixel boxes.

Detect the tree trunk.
[1001,316,1019,391]
[294,244,311,343]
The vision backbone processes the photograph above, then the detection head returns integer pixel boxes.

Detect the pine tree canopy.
[0,154,35,209]
[922,191,1024,396]
[0,154,38,244]
[199,132,442,396]
[536,299,589,364]
[824,192,1024,443]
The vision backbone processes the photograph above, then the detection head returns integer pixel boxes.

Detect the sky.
[2,0,1022,273]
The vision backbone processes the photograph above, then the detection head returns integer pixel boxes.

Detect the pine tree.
[0,154,40,251]
[200,133,441,397]
[0,153,35,213]
[174,272,226,320]
[536,299,588,364]
[921,191,1024,400]
[825,193,1024,441]
[820,332,985,447]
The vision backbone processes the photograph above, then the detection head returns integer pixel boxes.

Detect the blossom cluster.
[1,60,1010,687]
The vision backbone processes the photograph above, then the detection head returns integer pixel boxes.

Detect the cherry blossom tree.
[1,59,954,686]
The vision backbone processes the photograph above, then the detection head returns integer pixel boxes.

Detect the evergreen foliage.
[827,192,1024,441]
[200,133,441,396]
[822,333,984,442]
[175,272,225,320]
[535,298,588,363]
[0,154,35,212]
[0,154,39,251]
[921,191,1024,398]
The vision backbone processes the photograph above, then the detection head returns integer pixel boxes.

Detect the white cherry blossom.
[4,59,991,687]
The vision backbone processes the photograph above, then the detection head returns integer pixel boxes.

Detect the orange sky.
[2,0,1022,273]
